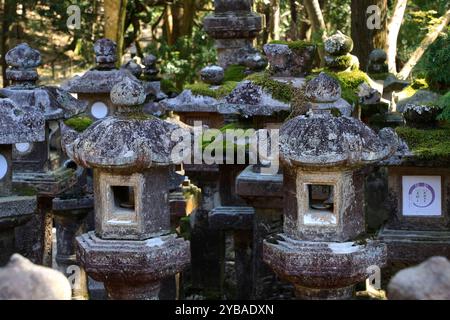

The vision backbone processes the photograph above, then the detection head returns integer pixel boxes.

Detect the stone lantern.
[0,97,45,265]
[0,43,87,173]
[63,78,190,299]
[63,38,139,120]
[203,0,267,70]
[263,111,392,299]
[0,43,88,270]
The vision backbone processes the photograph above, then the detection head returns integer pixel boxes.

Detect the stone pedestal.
[77,232,190,300]
[236,165,293,299]
[0,196,35,266]
[264,235,386,299]
[53,196,93,300]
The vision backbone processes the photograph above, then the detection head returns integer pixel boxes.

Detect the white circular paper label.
[91,101,109,119]
[0,154,8,180]
[15,142,32,154]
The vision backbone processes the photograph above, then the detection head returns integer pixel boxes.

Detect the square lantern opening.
[304,184,336,225]
[109,185,137,223]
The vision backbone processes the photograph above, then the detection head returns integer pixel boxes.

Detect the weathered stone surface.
[143,81,168,102]
[162,89,220,113]
[263,236,387,299]
[397,90,441,113]
[94,38,117,67]
[64,79,189,169]
[209,206,254,230]
[367,49,388,74]
[203,0,265,69]
[263,43,316,77]
[121,60,143,78]
[200,65,225,85]
[5,43,41,84]
[280,112,393,168]
[388,256,450,300]
[324,31,353,56]
[0,86,88,120]
[224,80,290,115]
[142,54,159,80]
[0,196,36,219]
[0,254,71,300]
[76,232,190,299]
[403,104,440,128]
[305,72,341,102]
[63,38,139,94]
[62,69,140,94]
[0,98,45,144]
[383,75,409,93]
[66,116,187,169]
[110,77,146,106]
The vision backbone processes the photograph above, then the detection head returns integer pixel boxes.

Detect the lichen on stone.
[245,71,294,103]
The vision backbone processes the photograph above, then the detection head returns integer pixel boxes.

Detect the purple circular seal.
[408,182,435,208]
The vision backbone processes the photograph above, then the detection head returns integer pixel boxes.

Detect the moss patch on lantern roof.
[395,125,450,160]
[306,69,370,105]
[269,39,317,50]
[185,81,239,99]
[64,116,93,132]
[224,64,247,82]
[245,71,294,103]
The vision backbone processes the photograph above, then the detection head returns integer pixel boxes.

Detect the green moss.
[160,78,181,95]
[411,78,429,90]
[396,126,450,160]
[245,71,294,103]
[269,40,316,50]
[185,81,238,99]
[64,116,93,132]
[224,64,247,82]
[307,69,370,105]
[329,55,353,70]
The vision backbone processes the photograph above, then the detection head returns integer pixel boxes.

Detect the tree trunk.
[164,3,175,46]
[289,0,299,39]
[387,0,408,73]
[303,0,326,39]
[303,0,326,64]
[181,0,196,37]
[351,0,388,71]
[398,9,450,80]
[270,0,281,41]
[1,0,16,87]
[104,0,128,65]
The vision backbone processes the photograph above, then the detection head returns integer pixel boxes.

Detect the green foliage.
[64,116,93,132]
[437,91,450,120]
[418,29,450,90]
[185,81,239,99]
[145,26,216,89]
[160,79,181,96]
[224,65,247,82]
[396,126,450,160]
[245,72,294,103]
